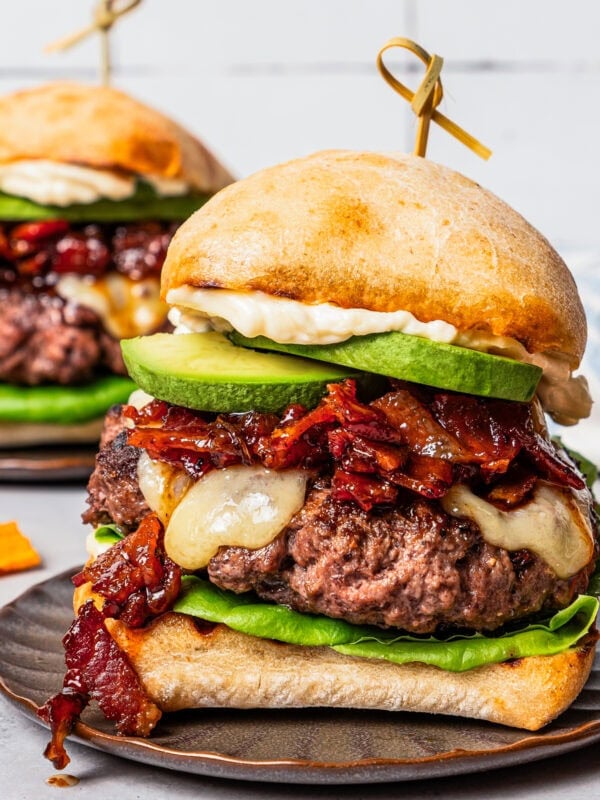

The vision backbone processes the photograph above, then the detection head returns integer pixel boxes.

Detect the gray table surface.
[0,482,599,799]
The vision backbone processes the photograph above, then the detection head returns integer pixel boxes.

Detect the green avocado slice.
[0,375,136,423]
[0,181,208,222]
[231,332,542,402]
[121,331,367,413]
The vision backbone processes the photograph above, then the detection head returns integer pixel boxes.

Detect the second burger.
[0,81,233,447]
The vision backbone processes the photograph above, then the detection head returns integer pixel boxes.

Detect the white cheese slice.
[137,451,193,526]
[56,273,167,339]
[164,464,308,570]
[441,482,594,579]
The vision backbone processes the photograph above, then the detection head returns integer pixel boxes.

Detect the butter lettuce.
[93,523,125,548]
[174,577,598,673]
[0,375,136,423]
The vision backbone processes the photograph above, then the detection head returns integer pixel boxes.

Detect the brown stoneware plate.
[0,446,96,482]
[1,569,599,784]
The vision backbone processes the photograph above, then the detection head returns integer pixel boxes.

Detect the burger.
[39,150,599,769]
[0,81,233,448]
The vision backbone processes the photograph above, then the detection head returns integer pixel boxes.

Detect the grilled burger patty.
[0,287,125,384]
[84,405,591,635]
[83,406,149,529]
[208,484,589,634]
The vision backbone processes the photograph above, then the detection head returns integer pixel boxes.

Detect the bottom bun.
[100,607,596,731]
[0,418,105,448]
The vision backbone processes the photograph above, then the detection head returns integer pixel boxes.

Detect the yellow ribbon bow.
[376,37,491,160]
[45,0,142,86]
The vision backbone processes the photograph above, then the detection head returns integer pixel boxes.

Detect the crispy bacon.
[332,469,399,510]
[390,455,454,499]
[125,403,280,478]
[40,514,175,767]
[373,389,471,461]
[38,600,161,769]
[73,513,181,627]
[431,393,584,488]
[485,465,539,509]
[124,379,585,510]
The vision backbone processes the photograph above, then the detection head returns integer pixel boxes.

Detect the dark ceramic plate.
[1,570,599,785]
[0,446,96,482]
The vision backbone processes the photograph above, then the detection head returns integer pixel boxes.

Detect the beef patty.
[0,288,125,384]
[84,408,591,634]
[83,405,149,530]
[208,483,588,634]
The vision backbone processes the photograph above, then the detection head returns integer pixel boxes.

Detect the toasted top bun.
[0,82,234,194]
[162,150,586,366]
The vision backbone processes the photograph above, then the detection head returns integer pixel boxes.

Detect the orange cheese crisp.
[0,521,41,574]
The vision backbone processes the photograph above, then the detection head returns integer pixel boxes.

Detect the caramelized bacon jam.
[38,514,179,769]
[0,219,177,287]
[124,379,585,511]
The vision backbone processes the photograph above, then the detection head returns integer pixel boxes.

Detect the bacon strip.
[37,600,161,769]
[39,514,179,767]
[73,513,181,628]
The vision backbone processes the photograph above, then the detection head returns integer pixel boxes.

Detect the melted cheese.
[441,483,594,578]
[137,451,192,525]
[144,175,190,197]
[166,287,592,424]
[0,159,190,205]
[164,465,308,570]
[56,273,168,339]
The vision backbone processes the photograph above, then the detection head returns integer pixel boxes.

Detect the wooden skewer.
[376,37,492,160]
[44,0,142,86]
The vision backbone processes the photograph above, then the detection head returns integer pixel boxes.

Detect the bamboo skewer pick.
[376,38,492,160]
[45,0,142,86]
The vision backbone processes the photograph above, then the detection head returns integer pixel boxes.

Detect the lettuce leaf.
[174,577,598,672]
[0,375,136,423]
[93,523,125,548]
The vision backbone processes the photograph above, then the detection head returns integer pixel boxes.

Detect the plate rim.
[1,569,600,784]
[0,446,96,482]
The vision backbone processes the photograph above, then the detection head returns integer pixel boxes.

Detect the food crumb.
[46,774,80,788]
[0,520,41,574]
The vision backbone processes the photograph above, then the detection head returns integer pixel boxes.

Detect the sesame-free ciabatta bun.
[0,82,234,193]
[162,150,586,367]
[72,583,596,731]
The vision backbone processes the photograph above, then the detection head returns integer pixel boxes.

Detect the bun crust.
[94,604,595,731]
[0,82,234,194]
[163,150,586,365]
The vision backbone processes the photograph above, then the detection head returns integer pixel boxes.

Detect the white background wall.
[2,0,599,249]
[2,0,600,452]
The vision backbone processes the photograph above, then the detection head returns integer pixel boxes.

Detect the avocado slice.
[230,332,542,402]
[0,181,208,223]
[121,332,366,413]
